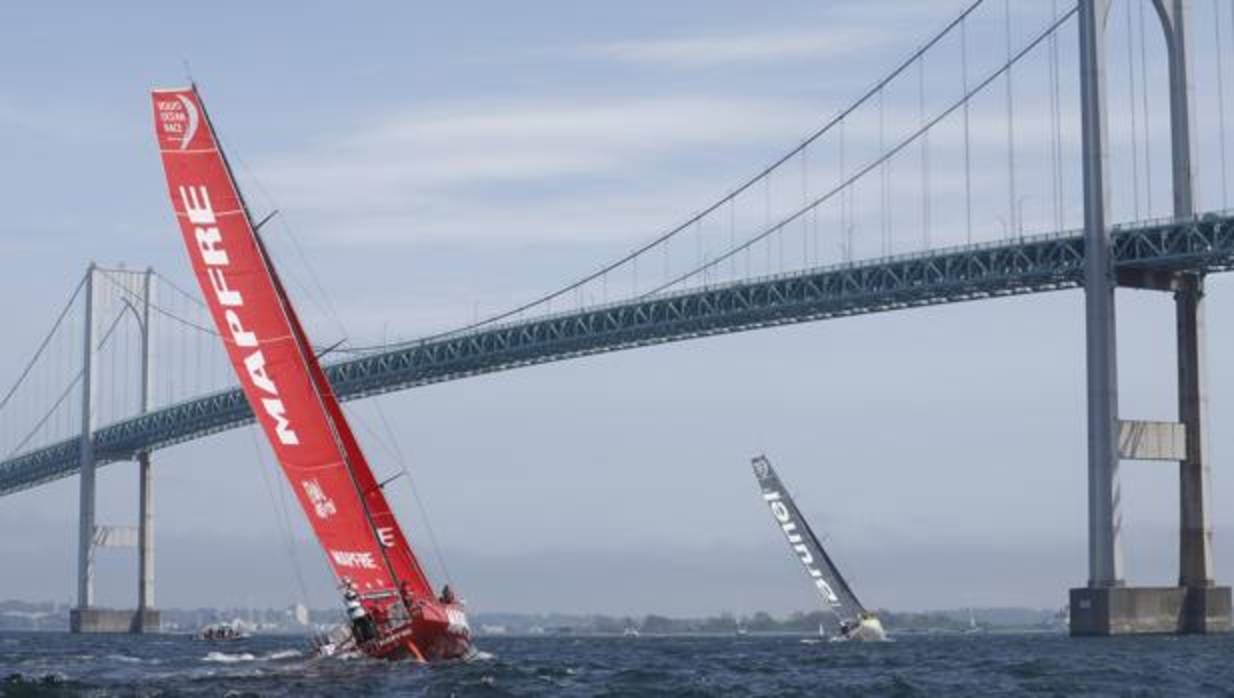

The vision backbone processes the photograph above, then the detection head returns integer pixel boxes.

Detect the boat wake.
[465,649,496,663]
[203,651,256,663]
[203,649,303,664]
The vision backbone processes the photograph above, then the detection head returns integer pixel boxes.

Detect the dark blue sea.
[3,631,1234,696]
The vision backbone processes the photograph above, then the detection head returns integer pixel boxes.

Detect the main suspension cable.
[642,4,1078,297]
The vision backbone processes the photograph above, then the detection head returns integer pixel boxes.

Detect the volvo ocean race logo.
[176,95,199,149]
[763,489,841,605]
[155,94,200,150]
[302,479,337,519]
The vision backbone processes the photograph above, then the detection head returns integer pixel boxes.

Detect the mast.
[751,455,866,620]
[152,85,435,600]
[191,84,407,595]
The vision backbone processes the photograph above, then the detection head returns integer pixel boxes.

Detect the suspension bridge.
[2,0,1233,635]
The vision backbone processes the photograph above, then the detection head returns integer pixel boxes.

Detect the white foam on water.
[204,652,254,664]
[264,649,302,661]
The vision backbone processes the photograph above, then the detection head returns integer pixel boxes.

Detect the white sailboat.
[751,455,886,642]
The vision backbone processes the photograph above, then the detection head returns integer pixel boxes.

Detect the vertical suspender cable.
[840,116,850,260]
[730,199,737,278]
[962,16,974,245]
[695,219,703,287]
[1139,1,1153,215]
[880,88,890,254]
[1005,0,1018,237]
[919,54,931,249]
[765,176,772,273]
[801,148,809,267]
[1128,2,1142,220]
[1051,0,1065,231]
[1215,0,1229,209]
[663,230,670,287]
[1048,0,1062,231]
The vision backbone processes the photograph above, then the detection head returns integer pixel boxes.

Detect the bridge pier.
[72,266,161,634]
[1070,0,1230,635]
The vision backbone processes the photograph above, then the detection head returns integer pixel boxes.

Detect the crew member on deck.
[439,584,456,605]
[343,581,377,643]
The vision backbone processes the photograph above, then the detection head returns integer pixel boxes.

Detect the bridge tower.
[1070,0,1232,635]
[69,264,161,634]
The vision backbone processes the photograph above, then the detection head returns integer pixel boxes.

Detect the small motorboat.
[198,622,251,641]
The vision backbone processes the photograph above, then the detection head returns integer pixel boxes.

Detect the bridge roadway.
[3,213,1233,497]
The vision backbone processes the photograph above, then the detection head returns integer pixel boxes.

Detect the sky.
[3,0,1234,618]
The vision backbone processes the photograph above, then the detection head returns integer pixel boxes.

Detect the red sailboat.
[151,86,473,662]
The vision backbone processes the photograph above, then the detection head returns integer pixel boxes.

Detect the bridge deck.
[3,214,1232,496]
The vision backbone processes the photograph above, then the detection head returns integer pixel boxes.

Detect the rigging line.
[1004,0,1018,239]
[1139,0,1153,215]
[640,5,1078,297]
[370,396,453,586]
[1216,0,1230,209]
[1128,1,1142,220]
[962,16,973,245]
[247,425,313,607]
[229,154,350,343]
[195,77,412,593]
[342,398,453,586]
[0,274,87,415]
[341,0,991,351]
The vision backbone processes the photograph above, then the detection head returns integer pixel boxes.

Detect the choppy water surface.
[3,631,1234,696]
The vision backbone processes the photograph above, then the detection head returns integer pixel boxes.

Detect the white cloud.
[586,28,886,67]
[252,96,826,246]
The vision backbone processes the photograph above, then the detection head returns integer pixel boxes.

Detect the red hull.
[359,600,473,662]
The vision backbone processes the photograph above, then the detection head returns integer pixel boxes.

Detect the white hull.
[831,617,887,642]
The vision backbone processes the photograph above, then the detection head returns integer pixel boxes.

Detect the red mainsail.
[150,86,434,600]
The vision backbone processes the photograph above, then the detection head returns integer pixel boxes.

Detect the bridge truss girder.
[1,215,1231,498]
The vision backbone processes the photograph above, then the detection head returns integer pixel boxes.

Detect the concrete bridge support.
[70,266,161,634]
[1070,0,1231,635]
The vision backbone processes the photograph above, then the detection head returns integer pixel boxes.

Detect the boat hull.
[363,601,473,662]
[849,617,887,642]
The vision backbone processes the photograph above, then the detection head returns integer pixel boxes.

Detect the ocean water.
[2,630,1234,697]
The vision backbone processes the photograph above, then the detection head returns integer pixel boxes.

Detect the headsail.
[150,86,432,598]
[751,455,865,619]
